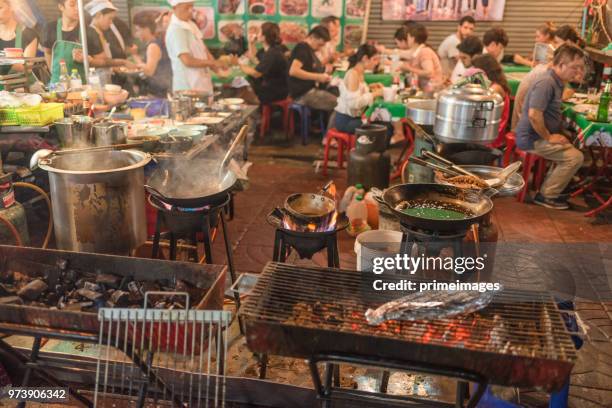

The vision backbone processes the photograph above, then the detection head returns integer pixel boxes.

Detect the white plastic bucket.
[354,229,403,271]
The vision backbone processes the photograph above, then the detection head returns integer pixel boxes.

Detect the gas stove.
[267,208,348,266]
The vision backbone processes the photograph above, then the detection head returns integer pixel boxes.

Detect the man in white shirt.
[438,16,475,79]
[450,35,483,83]
[165,0,222,93]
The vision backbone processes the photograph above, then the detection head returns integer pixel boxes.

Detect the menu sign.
[382,0,506,21]
[129,0,365,48]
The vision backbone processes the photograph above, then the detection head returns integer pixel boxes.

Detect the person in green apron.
[42,0,84,83]
[0,0,38,77]
[71,0,135,84]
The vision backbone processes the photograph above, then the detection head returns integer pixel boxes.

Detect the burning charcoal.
[17,279,48,301]
[96,274,120,289]
[0,296,23,305]
[110,290,130,307]
[83,281,101,292]
[76,288,103,301]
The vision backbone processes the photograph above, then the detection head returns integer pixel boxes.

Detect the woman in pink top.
[402,23,443,93]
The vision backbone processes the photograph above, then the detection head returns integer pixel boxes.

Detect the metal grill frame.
[94,302,232,408]
[240,262,577,394]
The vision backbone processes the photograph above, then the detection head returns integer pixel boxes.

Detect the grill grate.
[94,292,231,408]
[240,262,577,390]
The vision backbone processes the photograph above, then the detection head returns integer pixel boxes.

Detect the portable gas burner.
[267,208,348,268]
[400,223,469,257]
[148,193,243,331]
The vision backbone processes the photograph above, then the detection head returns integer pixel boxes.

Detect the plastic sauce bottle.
[364,192,380,229]
[58,59,70,92]
[339,184,366,213]
[347,195,370,237]
[339,186,357,213]
[69,68,82,90]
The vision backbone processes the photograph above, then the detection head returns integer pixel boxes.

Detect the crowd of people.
[0,0,590,210]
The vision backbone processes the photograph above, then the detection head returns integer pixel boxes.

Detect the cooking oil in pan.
[397,200,473,220]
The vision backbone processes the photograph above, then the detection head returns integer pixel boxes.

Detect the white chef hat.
[167,0,195,6]
[84,0,118,17]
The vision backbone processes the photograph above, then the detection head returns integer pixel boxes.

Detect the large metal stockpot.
[39,150,150,255]
[434,84,504,145]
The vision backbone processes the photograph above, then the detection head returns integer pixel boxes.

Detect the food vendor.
[0,0,38,75]
[42,0,83,83]
[73,0,135,84]
[132,11,171,97]
[165,0,221,93]
[104,0,136,60]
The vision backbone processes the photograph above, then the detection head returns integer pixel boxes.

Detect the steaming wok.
[145,158,237,208]
[373,183,493,232]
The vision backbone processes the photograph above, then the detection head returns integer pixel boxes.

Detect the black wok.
[145,158,237,208]
[374,183,493,232]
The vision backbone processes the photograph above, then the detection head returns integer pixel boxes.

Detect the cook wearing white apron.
[165,0,216,93]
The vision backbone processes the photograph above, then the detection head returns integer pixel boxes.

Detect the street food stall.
[0,0,608,407]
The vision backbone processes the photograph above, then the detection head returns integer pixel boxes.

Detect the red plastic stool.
[322,128,354,176]
[259,98,292,139]
[506,132,548,203]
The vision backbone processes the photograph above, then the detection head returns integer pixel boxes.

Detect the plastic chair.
[289,103,327,145]
[505,132,548,203]
[259,98,292,139]
[322,128,354,176]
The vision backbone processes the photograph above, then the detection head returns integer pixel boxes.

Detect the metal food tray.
[0,246,226,337]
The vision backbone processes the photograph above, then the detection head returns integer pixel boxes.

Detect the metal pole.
[77,0,89,83]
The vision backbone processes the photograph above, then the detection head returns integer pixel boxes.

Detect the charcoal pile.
[0,264,203,312]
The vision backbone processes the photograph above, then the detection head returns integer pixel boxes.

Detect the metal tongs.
[422,150,482,179]
[410,149,482,180]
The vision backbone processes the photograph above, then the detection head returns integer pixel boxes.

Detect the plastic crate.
[0,108,18,126]
[16,103,64,126]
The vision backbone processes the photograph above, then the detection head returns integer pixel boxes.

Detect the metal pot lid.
[406,99,437,110]
[439,86,504,104]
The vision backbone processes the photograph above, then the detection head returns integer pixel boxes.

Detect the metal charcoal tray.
[0,245,226,337]
[240,262,577,392]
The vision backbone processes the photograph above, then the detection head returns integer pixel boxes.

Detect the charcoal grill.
[0,245,226,407]
[240,263,577,407]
